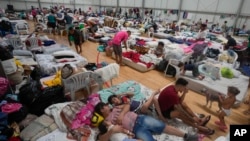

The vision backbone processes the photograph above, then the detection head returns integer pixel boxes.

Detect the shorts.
[74,40,81,45]
[47,22,56,29]
[162,106,175,119]
[133,115,165,141]
[113,44,122,56]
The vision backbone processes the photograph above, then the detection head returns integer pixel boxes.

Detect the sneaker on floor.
[185,134,199,141]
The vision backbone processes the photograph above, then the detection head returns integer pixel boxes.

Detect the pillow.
[52,50,76,57]
[13,50,33,57]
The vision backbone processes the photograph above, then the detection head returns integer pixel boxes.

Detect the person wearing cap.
[94,102,198,141]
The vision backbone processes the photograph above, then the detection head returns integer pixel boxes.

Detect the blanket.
[122,51,154,68]
[98,80,152,103]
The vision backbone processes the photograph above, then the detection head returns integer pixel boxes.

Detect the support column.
[233,0,245,28]
[142,0,145,18]
[212,0,219,23]
[73,0,76,10]
[37,0,42,9]
[177,0,183,21]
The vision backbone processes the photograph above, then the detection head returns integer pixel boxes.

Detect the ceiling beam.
[177,0,183,21]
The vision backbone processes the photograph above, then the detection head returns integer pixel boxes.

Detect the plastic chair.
[164,59,181,78]
[218,50,238,68]
[26,37,43,51]
[63,71,104,101]
[15,23,29,35]
[7,35,25,50]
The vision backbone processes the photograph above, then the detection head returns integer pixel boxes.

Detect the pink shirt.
[106,107,138,132]
[112,31,129,46]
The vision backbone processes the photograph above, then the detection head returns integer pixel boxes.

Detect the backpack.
[29,85,66,116]
[165,65,177,77]
[18,81,42,106]
[0,112,14,140]
[0,77,9,97]
[155,59,168,72]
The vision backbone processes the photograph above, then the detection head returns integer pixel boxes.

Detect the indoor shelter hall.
[0,0,250,141]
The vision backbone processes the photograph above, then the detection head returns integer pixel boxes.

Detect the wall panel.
[197,0,218,12]
[216,0,240,14]
[0,1,10,9]
[166,0,180,9]
[241,0,250,15]
[182,0,199,11]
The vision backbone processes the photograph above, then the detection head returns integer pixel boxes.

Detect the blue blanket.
[98,80,146,103]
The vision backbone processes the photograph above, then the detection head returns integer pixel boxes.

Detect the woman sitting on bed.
[178,62,205,80]
[151,41,165,58]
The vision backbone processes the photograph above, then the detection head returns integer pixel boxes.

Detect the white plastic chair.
[218,50,238,68]
[26,37,43,51]
[15,23,29,35]
[164,59,181,78]
[7,35,25,50]
[63,71,104,101]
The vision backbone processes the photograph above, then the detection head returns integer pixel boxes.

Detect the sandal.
[201,115,211,126]
[218,125,228,131]
[200,128,215,136]
[243,110,250,115]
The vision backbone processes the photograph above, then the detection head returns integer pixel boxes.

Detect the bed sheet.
[35,53,88,75]
[42,44,71,54]
[153,32,173,39]
[178,71,249,102]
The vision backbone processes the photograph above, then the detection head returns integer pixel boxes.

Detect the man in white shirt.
[196,24,207,41]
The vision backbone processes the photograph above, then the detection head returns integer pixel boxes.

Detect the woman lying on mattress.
[95,102,198,141]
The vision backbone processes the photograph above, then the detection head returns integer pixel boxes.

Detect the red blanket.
[122,51,153,68]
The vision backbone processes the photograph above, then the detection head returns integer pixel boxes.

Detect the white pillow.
[52,50,76,57]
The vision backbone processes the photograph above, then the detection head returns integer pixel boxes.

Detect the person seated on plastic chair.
[224,35,236,50]
[177,62,205,80]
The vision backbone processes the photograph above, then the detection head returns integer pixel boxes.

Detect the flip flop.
[200,128,215,136]
[243,110,250,115]
[201,115,211,126]
[244,101,250,105]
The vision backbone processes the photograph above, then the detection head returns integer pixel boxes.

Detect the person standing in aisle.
[221,21,228,37]
[68,27,83,54]
[47,10,57,35]
[64,12,73,31]
[112,31,131,66]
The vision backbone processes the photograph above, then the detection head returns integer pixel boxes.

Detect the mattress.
[112,52,155,72]
[153,32,173,39]
[178,71,249,103]
[35,53,88,75]
[42,44,70,54]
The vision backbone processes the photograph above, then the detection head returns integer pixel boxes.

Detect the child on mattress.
[215,86,240,131]
[108,90,160,114]
[151,41,165,58]
[178,62,205,80]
